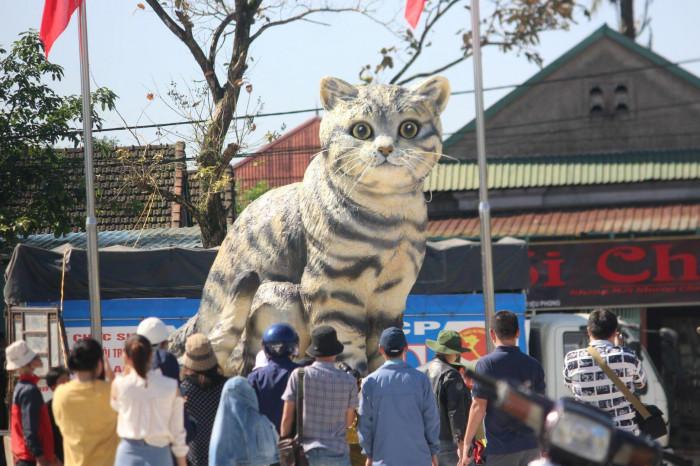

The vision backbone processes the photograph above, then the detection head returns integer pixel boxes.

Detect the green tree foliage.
[0,31,116,245]
[235,180,270,215]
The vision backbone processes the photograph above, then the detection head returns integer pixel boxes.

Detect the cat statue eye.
[351,122,373,140]
[399,120,420,139]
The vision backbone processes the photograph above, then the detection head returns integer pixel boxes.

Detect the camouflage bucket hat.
[425,329,470,355]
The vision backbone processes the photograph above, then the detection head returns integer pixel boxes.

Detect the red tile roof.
[427,204,700,239]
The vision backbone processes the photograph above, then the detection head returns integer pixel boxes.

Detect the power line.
[55,55,700,135]
[445,99,700,138]
[7,126,700,173]
[450,56,700,95]
[85,108,320,134]
[6,56,700,149]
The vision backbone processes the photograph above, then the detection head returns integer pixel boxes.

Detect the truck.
[3,242,669,447]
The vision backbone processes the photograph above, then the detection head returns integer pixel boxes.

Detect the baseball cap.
[137,317,170,345]
[379,327,407,356]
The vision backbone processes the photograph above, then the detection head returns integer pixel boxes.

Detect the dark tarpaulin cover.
[412,238,529,294]
[4,239,528,304]
[4,244,218,304]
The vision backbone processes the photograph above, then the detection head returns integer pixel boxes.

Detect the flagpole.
[470,0,496,353]
[77,0,102,340]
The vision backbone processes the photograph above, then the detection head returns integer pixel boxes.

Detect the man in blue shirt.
[359,327,440,466]
[248,323,300,432]
[461,311,545,466]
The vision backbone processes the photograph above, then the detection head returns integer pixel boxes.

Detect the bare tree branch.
[397,54,469,85]
[147,183,198,215]
[209,11,237,68]
[389,0,461,84]
[145,0,223,99]
[250,6,362,42]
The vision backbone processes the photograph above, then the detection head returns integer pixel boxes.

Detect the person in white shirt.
[111,334,188,466]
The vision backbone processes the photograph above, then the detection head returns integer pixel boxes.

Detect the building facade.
[438,25,700,450]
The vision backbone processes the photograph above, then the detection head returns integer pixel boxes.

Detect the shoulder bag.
[278,368,309,466]
[587,346,667,439]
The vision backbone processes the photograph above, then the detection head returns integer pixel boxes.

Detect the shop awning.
[424,149,700,192]
[428,203,700,239]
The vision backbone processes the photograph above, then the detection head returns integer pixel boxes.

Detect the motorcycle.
[465,369,690,466]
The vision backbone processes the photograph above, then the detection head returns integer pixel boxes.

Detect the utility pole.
[470,0,496,352]
[78,1,102,340]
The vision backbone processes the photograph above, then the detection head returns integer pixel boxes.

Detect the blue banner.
[36,292,527,370]
[403,293,527,367]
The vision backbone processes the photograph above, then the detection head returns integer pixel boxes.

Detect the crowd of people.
[4,308,646,466]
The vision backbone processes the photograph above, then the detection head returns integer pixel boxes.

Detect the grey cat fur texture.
[170,76,450,375]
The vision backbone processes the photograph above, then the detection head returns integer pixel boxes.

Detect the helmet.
[137,317,170,345]
[262,323,299,358]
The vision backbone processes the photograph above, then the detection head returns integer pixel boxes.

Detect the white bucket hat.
[137,317,171,345]
[6,341,38,370]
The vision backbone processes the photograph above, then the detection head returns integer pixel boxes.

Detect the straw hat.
[183,333,218,372]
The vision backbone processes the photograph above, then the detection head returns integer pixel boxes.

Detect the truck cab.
[529,312,669,446]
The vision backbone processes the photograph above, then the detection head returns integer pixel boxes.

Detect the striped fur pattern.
[171,76,450,375]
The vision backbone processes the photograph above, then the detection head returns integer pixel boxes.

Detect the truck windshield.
[563,331,588,357]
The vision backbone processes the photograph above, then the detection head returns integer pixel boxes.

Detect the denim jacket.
[209,377,279,466]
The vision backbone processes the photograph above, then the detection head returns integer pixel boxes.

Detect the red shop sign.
[527,239,700,309]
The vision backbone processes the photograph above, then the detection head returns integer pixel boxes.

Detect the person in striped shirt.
[563,309,646,433]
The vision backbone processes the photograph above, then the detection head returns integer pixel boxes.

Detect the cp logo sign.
[459,327,486,361]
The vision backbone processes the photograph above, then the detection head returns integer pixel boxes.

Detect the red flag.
[40,0,82,58]
[405,0,426,29]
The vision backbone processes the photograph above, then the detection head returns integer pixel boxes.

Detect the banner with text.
[527,239,700,309]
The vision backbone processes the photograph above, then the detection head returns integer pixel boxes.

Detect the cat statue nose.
[377,145,394,156]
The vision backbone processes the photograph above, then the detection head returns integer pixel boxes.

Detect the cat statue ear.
[411,76,451,114]
[320,76,359,111]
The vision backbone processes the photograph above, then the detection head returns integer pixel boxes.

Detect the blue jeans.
[306,448,351,466]
[115,439,174,466]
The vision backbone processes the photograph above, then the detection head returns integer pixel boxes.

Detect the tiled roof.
[21,226,203,250]
[427,204,700,239]
[424,149,700,192]
[186,167,235,224]
[87,144,184,230]
[8,144,185,232]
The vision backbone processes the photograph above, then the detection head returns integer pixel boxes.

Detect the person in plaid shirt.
[281,326,358,466]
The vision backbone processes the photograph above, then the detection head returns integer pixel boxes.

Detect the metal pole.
[470,0,496,353]
[78,1,102,340]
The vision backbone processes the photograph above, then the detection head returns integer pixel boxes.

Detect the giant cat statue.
[171,76,450,375]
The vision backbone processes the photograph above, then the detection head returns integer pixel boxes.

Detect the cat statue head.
[318,76,450,198]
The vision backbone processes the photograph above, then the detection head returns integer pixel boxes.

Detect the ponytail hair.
[125,334,152,380]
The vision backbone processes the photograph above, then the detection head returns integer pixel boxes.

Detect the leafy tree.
[0,31,116,247]
[235,180,270,215]
[133,0,583,247]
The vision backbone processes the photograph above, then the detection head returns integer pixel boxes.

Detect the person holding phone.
[53,338,120,466]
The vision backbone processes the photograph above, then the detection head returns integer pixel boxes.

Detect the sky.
[4,1,700,155]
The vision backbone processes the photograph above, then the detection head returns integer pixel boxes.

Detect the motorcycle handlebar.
[465,369,663,466]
